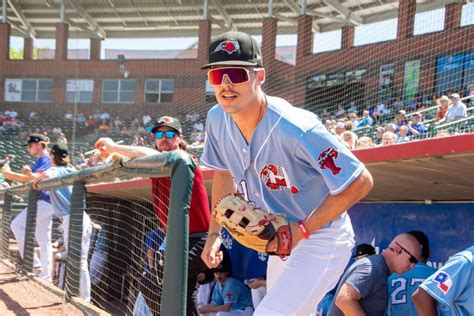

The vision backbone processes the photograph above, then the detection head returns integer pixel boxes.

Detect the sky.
[8,3,474,58]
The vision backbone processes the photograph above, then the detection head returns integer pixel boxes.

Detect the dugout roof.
[1,0,464,39]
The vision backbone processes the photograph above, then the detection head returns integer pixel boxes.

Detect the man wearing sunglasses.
[3,133,55,282]
[328,233,421,316]
[95,116,210,316]
[199,31,373,315]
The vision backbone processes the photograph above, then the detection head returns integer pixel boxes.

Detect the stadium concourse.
[0,0,473,315]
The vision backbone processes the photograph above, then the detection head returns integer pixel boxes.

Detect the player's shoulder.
[206,103,225,119]
[266,95,321,133]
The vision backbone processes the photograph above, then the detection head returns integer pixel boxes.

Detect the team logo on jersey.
[225,291,234,299]
[214,40,240,54]
[318,147,341,175]
[259,164,299,195]
[434,271,452,294]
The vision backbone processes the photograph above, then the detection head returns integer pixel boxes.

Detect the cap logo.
[214,40,240,55]
[159,116,173,123]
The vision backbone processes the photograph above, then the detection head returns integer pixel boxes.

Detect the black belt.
[189,232,208,238]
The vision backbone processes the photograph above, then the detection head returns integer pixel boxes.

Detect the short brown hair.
[51,154,70,166]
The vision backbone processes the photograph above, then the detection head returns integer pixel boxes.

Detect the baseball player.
[32,144,92,302]
[95,116,210,316]
[3,134,55,282]
[412,245,474,315]
[199,31,373,315]
[387,231,436,316]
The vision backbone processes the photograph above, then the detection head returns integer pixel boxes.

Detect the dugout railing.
[0,151,195,316]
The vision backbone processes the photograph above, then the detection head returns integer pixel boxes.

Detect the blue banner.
[224,203,474,280]
[436,54,464,72]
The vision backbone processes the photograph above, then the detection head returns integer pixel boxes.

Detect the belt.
[189,232,208,238]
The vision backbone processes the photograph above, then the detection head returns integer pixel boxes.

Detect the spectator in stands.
[142,114,152,126]
[444,93,467,123]
[381,131,397,146]
[395,110,408,131]
[397,126,410,143]
[374,127,385,145]
[76,113,87,125]
[335,105,346,119]
[29,111,39,120]
[75,153,87,169]
[393,97,405,110]
[3,134,54,282]
[388,231,436,316]
[95,116,211,316]
[373,101,389,122]
[412,245,474,316]
[64,110,73,120]
[5,109,18,119]
[194,120,204,132]
[408,112,426,136]
[328,233,421,316]
[356,110,374,128]
[385,123,396,133]
[85,115,96,130]
[99,110,111,122]
[113,116,123,133]
[341,131,358,150]
[93,109,101,121]
[57,133,67,145]
[131,134,145,146]
[356,136,374,149]
[198,256,253,316]
[98,121,110,136]
[334,122,346,137]
[186,112,200,123]
[348,112,359,127]
[52,126,62,136]
[347,102,358,114]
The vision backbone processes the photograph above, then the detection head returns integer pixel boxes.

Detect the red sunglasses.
[208,67,258,86]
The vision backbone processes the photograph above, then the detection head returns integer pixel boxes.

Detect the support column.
[296,15,313,66]
[24,37,34,60]
[55,23,69,61]
[90,38,101,60]
[0,23,11,61]
[341,26,354,50]
[445,3,462,31]
[397,0,416,40]
[262,17,278,68]
[197,20,212,64]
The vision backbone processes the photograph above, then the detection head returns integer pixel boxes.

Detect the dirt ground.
[0,263,85,316]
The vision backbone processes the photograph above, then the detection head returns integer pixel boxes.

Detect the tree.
[9,47,40,60]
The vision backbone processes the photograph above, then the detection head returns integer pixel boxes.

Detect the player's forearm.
[304,168,373,234]
[199,303,231,313]
[146,248,155,270]
[209,170,236,234]
[412,288,437,316]
[3,170,36,183]
[109,144,158,159]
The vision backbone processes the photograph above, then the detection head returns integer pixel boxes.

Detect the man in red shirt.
[95,116,210,316]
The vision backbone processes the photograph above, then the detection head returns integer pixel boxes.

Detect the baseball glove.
[213,194,292,257]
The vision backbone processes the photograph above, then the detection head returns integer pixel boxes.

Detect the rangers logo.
[318,147,341,175]
[434,271,452,294]
[259,164,299,195]
[214,40,240,54]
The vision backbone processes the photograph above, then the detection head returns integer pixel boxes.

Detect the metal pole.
[65,180,86,299]
[1,193,13,260]
[22,190,39,274]
[268,0,273,18]
[60,0,65,23]
[203,0,209,20]
[300,0,306,15]
[2,0,7,23]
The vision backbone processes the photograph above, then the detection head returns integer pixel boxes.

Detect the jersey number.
[390,277,425,305]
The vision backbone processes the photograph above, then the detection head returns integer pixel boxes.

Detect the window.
[66,80,94,103]
[313,30,342,54]
[4,79,53,102]
[102,79,136,103]
[461,3,474,27]
[144,79,174,103]
[354,19,398,46]
[413,8,445,36]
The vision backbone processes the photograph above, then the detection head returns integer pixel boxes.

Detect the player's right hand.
[201,235,223,269]
[94,138,116,154]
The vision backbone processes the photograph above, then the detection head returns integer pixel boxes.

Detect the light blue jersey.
[212,277,253,311]
[201,95,364,223]
[388,263,437,316]
[420,246,474,315]
[45,165,76,217]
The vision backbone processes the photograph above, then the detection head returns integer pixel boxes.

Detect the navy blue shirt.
[31,154,52,203]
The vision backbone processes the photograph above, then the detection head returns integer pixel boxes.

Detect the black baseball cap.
[24,133,49,146]
[50,143,69,158]
[201,31,263,69]
[353,243,376,259]
[149,116,182,134]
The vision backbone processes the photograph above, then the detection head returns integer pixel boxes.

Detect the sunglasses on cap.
[394,242,418,264]
[154,130,178,139]
[207,67,258,86]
